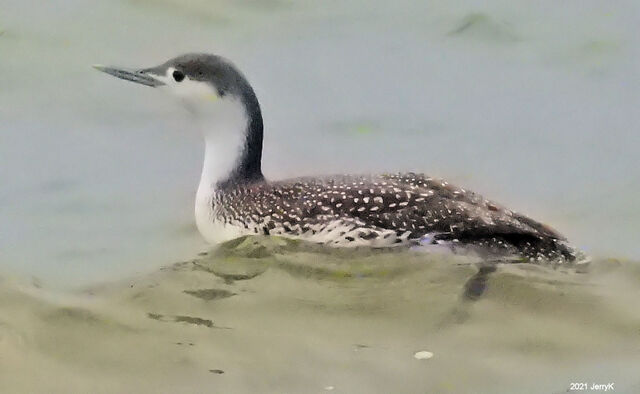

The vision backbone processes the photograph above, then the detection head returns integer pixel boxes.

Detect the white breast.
[194,194,245,244]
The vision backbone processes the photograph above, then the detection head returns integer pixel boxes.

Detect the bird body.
[196,172,576,261]
[95,53,583,264]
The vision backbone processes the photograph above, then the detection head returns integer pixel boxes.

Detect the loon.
[94,53,583,264]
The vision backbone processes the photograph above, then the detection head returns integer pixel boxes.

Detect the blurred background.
[1,0,639,287]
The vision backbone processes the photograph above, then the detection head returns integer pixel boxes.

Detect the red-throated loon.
[94,53,585,264]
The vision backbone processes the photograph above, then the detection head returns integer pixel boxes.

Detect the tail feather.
[431,231,588,266]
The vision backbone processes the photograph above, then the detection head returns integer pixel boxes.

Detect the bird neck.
[196,95,264,204]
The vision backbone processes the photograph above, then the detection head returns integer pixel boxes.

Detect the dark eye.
[172,70,185,82]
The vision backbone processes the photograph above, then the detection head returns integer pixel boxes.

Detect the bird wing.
[252,172,565,243]
[378,172,566,241]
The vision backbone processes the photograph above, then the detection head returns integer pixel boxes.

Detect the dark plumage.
[212,172,580,263]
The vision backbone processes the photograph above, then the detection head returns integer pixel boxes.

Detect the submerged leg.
[462,263,498,301]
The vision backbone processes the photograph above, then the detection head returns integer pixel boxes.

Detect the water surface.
[1,237,639,393]
[1,1,639,392]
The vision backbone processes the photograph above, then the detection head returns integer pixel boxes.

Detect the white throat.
[150,67,250,199]
[194,97,249,210]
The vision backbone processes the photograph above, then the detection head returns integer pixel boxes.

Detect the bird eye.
[172,70,185,82]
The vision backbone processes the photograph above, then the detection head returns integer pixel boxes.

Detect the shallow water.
[1,1,640,392]
[1,237,640,393]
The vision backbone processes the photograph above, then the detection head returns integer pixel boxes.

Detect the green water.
[1,0,639,391]
[2,237,639,392]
